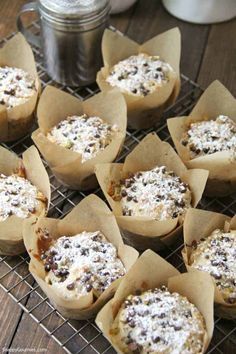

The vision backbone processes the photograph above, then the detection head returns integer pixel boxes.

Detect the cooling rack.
[0,21,236,354]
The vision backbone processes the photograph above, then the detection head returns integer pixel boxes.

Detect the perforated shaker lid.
[39,0,109,18]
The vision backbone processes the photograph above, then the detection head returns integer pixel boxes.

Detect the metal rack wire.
[0,22,236,354]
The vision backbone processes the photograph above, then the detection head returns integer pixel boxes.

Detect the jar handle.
[16,2,41,48]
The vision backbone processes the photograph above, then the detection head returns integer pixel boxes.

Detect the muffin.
[95,133,208,252]
[111,287,206,354]
[190,229,236,305]
[0,145,50,255]
[97,28,181,129]
[167,80,236,197]
[23,194,138,319]
[180,115,235,159]
[32,86,127,190]
[0,33,40,141]
[109,165,191,220]
[106,53,173,97]
[182,208,236,319]
[96,250,214,354]
[0,169,46,222]
[47,114,118,163]
[39,229,126,300]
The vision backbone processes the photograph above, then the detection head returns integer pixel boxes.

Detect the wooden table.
[0,1,235,353]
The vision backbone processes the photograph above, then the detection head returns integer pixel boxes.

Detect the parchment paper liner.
[95,133,209,252]
[0,145,50,255]
[32,86,127,191]
[96,249,214,353]
[182,208,236,319]
[0,32,41,142]
[167,80,236,197]
[23,194,139,320]
[97,28,181,129]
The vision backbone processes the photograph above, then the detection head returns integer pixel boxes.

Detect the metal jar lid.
[39,0,110,26]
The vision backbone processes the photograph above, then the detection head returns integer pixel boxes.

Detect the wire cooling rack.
[0,21,236,354]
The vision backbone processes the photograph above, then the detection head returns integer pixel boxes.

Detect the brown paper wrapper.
[95,133,208,252]
[32,86,127,190]
[97,28,181,130]
[96,249,214,353]
[0,145,50,255]
[23,194,138,319]
[0,33,41,142]
[167,80,236,197]
[182,208,236,319]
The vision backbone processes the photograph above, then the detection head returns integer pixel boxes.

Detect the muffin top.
[181,115,236,159]
[106,53,173,97]
[47,114,118,162]
[190,229,236,304]
[0,66,36,109]
[0,170,46,221]
[111,286,206,354]
[39,230,126,300]
[109,166,191,220]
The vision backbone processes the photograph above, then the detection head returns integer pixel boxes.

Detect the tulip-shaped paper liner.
[95,133,209,252]
[167,81,236,197]
[182,208,236,319]
[96,250,214,354]
[0,145,50,255]
[97,28,181,129]
[0,33,41,142]
[32,86,127,190]
[23,194,139,320]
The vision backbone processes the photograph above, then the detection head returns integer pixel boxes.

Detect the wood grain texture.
[198,19,236,95]
[0,0,236,353]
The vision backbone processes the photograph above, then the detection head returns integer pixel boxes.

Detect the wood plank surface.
[0,0,236,353]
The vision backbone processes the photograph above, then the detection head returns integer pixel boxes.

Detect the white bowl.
[110,0,138,15]
[162,0,236,24]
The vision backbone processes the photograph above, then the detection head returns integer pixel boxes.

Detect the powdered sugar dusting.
[0,66,36,109]
[181,115,236,159]
[112,287,205,354]
[109,166,191,220]
[0,173,41,221]
[107,53,173,96]
[41,231,125,300]
[190,229,236,304]
[47,114,118,163]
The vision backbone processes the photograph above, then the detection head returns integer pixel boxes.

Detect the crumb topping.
[111,287,205,354]
[108,166,191,220]
[0,66,36,109]
[47,114,118,162]
[190,229,236,304]
[181,115,236,159]
[40,230,125,299]
[106,53,173,97]
[0,172,44,221]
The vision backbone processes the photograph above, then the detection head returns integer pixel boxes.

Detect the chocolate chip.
[121,190,127,197]
[128,319,136,328]
[4,88,15,96]
[127,195,133,202]
[211,259,220,266]
[174,325,182,331]
[181,140,188,146]
[44,264,51,272]
[203,147,210,154]
[0,99,5,105]
[66,282,75,290]
[16,75,22,80]
[132,88,137,94]
[40,253,47,260]
[210,271,222,280]
[86,283,93,292]
[172,212,178,218]
[157,312,165,319]
[152,336,161,343]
